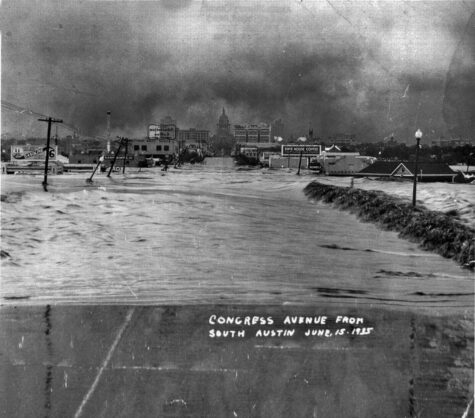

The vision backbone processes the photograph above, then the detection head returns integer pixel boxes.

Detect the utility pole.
[122,138,128,174]
[107,137,124,177]
[297,150,303,175]
[86,155,104,183]
[39,117,63,191]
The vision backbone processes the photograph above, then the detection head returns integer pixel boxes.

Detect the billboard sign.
[103,155,135,161]
[281,144,321,157]
[148,124,160,139]
[160,123,176,140]
[10,145,58,161]
[148,123,176,140]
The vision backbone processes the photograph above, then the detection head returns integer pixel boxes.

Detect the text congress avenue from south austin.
[208,315,374,338]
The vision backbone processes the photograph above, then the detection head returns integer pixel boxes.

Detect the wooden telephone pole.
[122,138,129,174]
[107,137,128,177]
[38,117,63,191]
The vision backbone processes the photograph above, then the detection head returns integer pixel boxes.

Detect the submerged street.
[1,158,473,307]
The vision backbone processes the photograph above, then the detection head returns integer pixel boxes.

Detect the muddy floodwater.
[1,158,473,308]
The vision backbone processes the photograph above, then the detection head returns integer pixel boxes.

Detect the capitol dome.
[217,108,230,134]
[219,108,229,124]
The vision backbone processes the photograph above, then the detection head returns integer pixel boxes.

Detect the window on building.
[164,145,169,151]
[141,145,147,151]
[134,145,139,151]
[156,145,161,151]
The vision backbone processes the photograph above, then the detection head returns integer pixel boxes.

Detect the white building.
[130,138,176,159]
[318,151,376,175]
[177,128,210,153]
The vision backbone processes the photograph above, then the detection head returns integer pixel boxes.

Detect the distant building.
[177,128,210,153]
[271,119,284,141]
[130,138,176,160]
[356,161,457,182]
[211,108,235,156]
[60,135,74,155]
[68,149,103,164]
[216,108,231,136]
[177,128,209,143]
[431,137,473,147]
[160,115,176,127]
[384,136,399,147]
[233,123,271,143]
[327,134,357,147]
[233,124,247,142]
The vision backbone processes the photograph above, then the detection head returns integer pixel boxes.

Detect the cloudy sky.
[2,0,474,142]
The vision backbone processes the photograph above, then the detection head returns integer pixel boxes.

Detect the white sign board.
[160,124,176,140]
[148,124,161,139]
[148,123,176,140]
[281,144,321,157]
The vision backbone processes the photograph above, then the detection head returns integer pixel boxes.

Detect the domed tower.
[217,108,230,136]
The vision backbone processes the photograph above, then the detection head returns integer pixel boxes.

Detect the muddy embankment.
[304,181,475,270]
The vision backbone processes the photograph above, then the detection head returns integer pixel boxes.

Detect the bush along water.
[303,181,475,270]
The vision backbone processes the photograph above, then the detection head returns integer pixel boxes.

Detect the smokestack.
[106,111,111,152]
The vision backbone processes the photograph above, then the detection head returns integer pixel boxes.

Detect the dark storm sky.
[2,0,474,141]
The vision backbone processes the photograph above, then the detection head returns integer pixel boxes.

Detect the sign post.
[282,144,320,171]
[297,150,303,175]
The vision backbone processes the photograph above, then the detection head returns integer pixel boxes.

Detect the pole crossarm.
[38,117,63,124]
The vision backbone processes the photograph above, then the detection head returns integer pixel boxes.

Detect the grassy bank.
[304,181,475,270]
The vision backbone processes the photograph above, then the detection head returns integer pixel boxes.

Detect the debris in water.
[1,250,11,258]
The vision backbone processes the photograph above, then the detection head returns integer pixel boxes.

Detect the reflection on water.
[1,158,473,307]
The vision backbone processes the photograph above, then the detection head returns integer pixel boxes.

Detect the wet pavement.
[1,304,473,418]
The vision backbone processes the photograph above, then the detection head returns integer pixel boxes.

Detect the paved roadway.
[1,304,473,418]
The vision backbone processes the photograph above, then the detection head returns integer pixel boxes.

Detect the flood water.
[1,158,473,307]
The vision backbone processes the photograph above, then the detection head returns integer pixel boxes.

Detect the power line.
[1,100,79,134]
